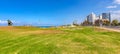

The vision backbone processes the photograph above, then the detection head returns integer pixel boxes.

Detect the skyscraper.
[102,13,111,22]
[87,12,96,25]
[85,12,111,26]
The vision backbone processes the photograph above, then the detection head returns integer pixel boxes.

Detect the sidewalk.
[98,27,120,32]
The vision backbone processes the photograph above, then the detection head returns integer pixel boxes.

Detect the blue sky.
[0,0,120,26]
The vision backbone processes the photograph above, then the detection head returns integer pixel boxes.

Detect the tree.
[118,22,120,26]
[111,19,119,26]
[7,20,13,26]
[95,19,100,26]
[73,20,79,26]
[82,20,90,26]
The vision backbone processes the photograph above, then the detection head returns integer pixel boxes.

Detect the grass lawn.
[0,26,120,54]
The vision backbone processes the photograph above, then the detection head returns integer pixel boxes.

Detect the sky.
[0,0,120,26]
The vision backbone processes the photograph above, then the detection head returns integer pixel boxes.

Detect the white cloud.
[114,0,120,4]
[0,20,7,24]
[110,10,120,21]
[0,20,18,24]
[106,5,117,8]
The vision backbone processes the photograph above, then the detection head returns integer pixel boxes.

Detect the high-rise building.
[85,12,111,26]
[102,13,111,22]
[87,12,96,25]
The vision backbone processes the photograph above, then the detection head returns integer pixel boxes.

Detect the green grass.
[0,26,120,54]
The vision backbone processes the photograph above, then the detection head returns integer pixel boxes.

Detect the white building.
[87,12,96,25]
[99,15,102,20]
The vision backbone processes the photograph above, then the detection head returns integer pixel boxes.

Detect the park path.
[98,27,120,32]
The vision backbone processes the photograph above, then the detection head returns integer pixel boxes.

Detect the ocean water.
[36,26,52,28]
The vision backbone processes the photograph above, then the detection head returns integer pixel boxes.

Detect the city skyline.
[86,12,111,25]
[0,0,120,26]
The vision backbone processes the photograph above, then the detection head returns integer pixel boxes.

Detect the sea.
[36,26,53,28]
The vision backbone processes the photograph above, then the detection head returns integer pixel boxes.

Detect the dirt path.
[97,27,120,32]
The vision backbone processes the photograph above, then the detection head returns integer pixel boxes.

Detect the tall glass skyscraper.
[102,13,111,22]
